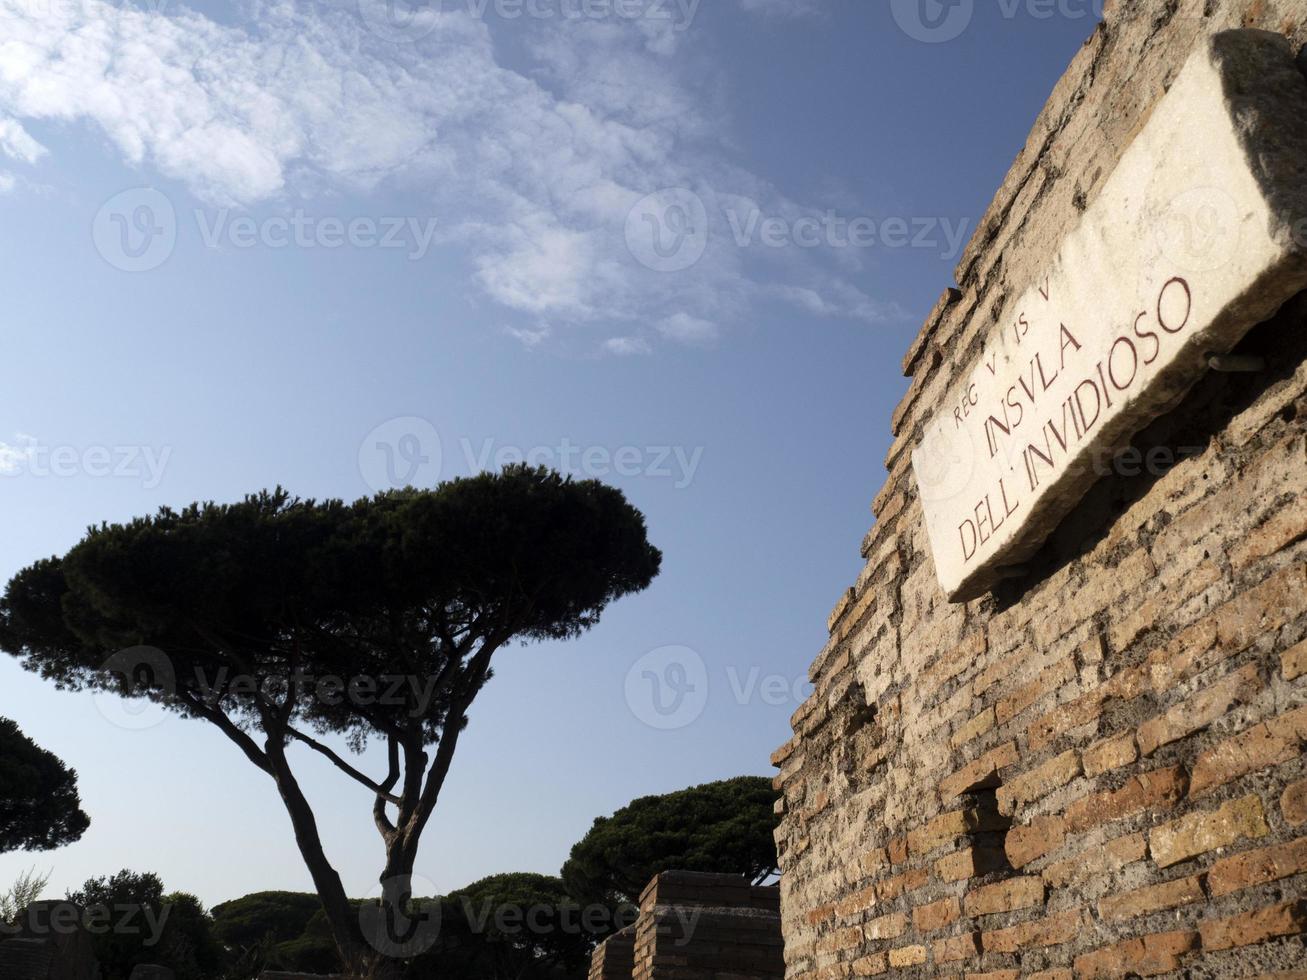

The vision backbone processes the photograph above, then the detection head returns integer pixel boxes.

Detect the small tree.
[0,716,90,854]
[561,776,779,907]
[432,873,593,980]
[68,871,224,980]
[2,468,660,978]
[1,868,52,925]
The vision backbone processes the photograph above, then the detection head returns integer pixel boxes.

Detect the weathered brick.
[817,925,865,955]
[1145,619,1220,694]
[1043,832,1147,888]
[908,807,1008,856]
[936,845,1007,883]
[864,911,908,941]
[963,877,1044,916]
[1083,731,1138,777]
[951,707,995,748]
[963,972,1016,980]
[1064,766,1188,834]
[878,868,930,900]
[1207,836,1307,896]
[996,658,1076,725]
[1284,778,1307,826]
[1137,663,1263,757]
[1073,931,1199,978]
[1198,900,1307,951]
[932,931,980,963]
[1006,816,1066,869]
[1214,564,1307,653]
[886,944,927,967]
[1283,638,1307,681]
[807,903,836,926]
[940,742,1020,802]
[980,909,1081,953]
[1230,498,1307,570]
[996,750,1082,815]
[1150,795,1270,868]
[1190,705,1307,796]
[860,847,889,875]
[912,897,960,933]
[834,885,877,919]
[1098,874,1205,921]
[1025,971,1072,980]
[851,952,888,976]
[1028,667,1147,751]
[888,835,909,865]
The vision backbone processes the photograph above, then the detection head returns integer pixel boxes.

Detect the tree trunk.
[263,742,370,975]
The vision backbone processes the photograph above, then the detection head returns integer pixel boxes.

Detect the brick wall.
[772,1,1307,977]
[590,872,783,980]
[590,926,637,980]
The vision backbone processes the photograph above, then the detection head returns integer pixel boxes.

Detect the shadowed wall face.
[589,872,783,980]
[773,2,1307,978]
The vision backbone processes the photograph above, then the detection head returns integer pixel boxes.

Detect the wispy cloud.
[0,0,902,351]
[0,434,36,474]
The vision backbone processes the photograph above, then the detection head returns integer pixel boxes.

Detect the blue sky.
[0,0,1100,907]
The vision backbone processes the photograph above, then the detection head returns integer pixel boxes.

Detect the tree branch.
[282,725,402,804]
[373,735,401,838]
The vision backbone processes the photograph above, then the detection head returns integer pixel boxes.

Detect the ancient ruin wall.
[773,1,1307,977]
[627,872,783,980]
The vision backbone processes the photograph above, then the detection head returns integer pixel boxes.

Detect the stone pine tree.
[0,467,661,979]
[0,716,90,854]
[561,776,779,907]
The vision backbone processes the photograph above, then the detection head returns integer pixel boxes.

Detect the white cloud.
[0,0,901,348]
[602,336,652,356]
[657,313,718,346]
[0,115,45,164]
[0,434,36,474]
[737,0,824,19]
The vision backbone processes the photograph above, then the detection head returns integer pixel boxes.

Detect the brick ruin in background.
[588,872,783,980]
[772,2,1307,978]
[0,903,99,980]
